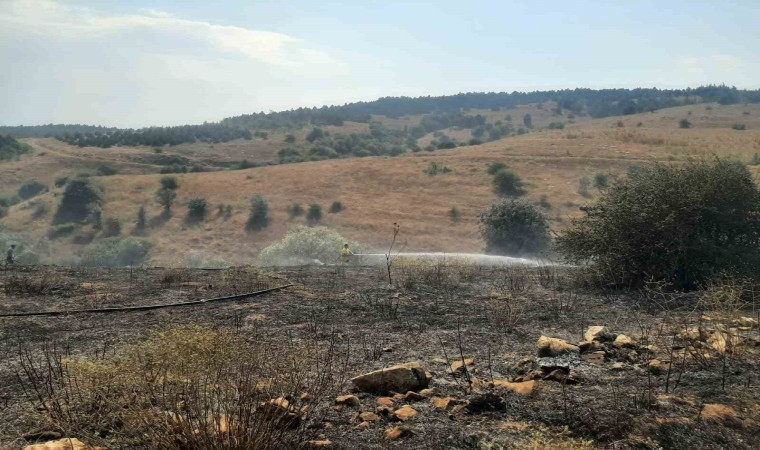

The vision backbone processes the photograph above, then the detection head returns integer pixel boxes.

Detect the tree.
[185,198,207,224]
[523,113,533,129]
[492,170,524,196]
[679,118,692,129]
[246,195,270,232]
[306,127,325,143]
[18,182,48,200]
[52,178,103,225]
[329,201,344,213]
[156,176,179,216]
[306,204,323,226]
[556,160,760,289]
[133,206,147,235]
[284,134,296,143]
[479,199,550,256]
[288,203,304,219]
[102,217,122,237]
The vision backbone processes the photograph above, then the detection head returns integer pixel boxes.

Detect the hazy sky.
[2,0,759,128]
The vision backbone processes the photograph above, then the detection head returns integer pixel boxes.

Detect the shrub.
[133,206,146,235]
[492,170,524,196]
[556,160,760,289]
[97,166,117,176]
[81,237,153,267]
[593,173,609,189]
[479,199,550,256]
[17,181,48,200]
[101,217,122,237]
[732,123,747,131]
[751,153,760,166]
[185,198,207,224]
[679,119,692,129]
[258,226,359,265]
[284,134,296,143]
[306,127,325,143]
[246,195,270,232]
[424,162,452,175]
[329,201,344,214]
[278,148,303,164]
[160,176,179,190]
[288,203,304,219]
[0,195,20,207]
[539,194,551,209]
[523,113,533,128]
[578,177,592,198]
[306,204,323,226]
[54,176,69,188]
[449,207,461,222]
[52,178,103,225]
[487,162,507,175]
[0,232,38,263]
[47,223,78,240]
[548,122,564,129]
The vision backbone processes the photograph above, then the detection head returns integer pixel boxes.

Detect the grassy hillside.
[2,102,760,266]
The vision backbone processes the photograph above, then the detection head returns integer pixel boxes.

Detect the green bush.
[593,173,609,189]
[0,195,20,207]
[54,176,69,188]
[679,119,692,129]
[732,123,747,131]
[288,203,304,219]
[306,204,323,226]
[556,160,760,289]
[52,178,103,225]
[449,207,461,222]
[133,206,147,235]
[160,176,179,190]
[578,177,592,198]
[424,162,452,175]
[101,217,122,237]
[18,182,48,200]
[492,170,524,196]
[81,237,153,267]
[258,226,359,266]
[329,201,344,213]
[97,166,118,176]
[480,199,550,256]
[246,196,270,232]
[47,223,78,240]
[185,198,207,224]
[487,162,507,175]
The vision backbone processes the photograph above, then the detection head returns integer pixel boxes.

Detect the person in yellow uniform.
[341,243,354,265]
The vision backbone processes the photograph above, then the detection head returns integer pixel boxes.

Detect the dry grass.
[3,103,760,264]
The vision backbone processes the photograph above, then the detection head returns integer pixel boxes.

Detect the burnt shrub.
[556,160,760,289]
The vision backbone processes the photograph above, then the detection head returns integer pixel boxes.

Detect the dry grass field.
[2,103,760,265]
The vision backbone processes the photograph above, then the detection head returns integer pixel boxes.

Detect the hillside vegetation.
[1,100,760,266]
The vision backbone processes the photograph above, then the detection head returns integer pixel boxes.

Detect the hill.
[2,101,760,265]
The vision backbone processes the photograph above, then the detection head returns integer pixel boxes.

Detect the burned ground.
[0,263,758,449]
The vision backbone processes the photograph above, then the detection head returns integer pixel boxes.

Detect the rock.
[701,404,742,428]
[492,379,536,396]
[733,317,758,328]
[385,426,413,439]
[584,326,615,342]
[404,391,427,402]
[450,404,468,415]
[578,340,602,353]
[300,392,311,402]
[497,420,532,432]
[375,406,393,416]
[351,362,431,393]
[431,396,456,411]
[335,395,361,407]
[419,388,439,396]
[613,334,635,348]
[512,358,535,375]
[355,421,371,429]
[393,405,419,421]
[357,412,381,423]
[544,369,580,384]
[23,439,106,450]
[382,347,394,352]
[537,336,580,357]
[610,362,626,371]
[581,351,606,365]
[377,397,394,407]
[450,358,475,373]
[648,359,671,375]
[466,392,506,413]
[305,440,333,447]
[430,357,448,365]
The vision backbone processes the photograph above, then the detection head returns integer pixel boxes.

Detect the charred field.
[0,263,758,449]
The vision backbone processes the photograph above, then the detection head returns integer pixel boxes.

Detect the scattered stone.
[357,412,381,423]
[610,362,626,371]
[450,358,475,373]
[258,398,302,430]
[578,340,602,353]
[512,358,535,375]
[385,426,413,439]
[375,406,393,416]
[355,421,371,430]
[733,317,758,329]
[537,336,580,357]
[404,391,427,402]
[335,395,361,407]
[701,404,742,428]
[581,351,606,365]
[305,440,333,447]
[300,392,312,402]
[377,397,394,407]
[466,392,506,413]
[450,404,468,415]
[648,359,671,375]
[382,347,394,352]
[431,396,456,411]
[419,387,439,396]
[351,362,431,393]
[584,326,616,342]
[613,334,635,348]
[497,420,532,432]
[431,357,448,365]
[22,438,107,450]
[492,379,536,396]
[393,405,419,421]
[544,369,579,384]
[391,393,406,401]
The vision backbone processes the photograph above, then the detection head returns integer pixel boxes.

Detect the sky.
[1,0,759,128]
